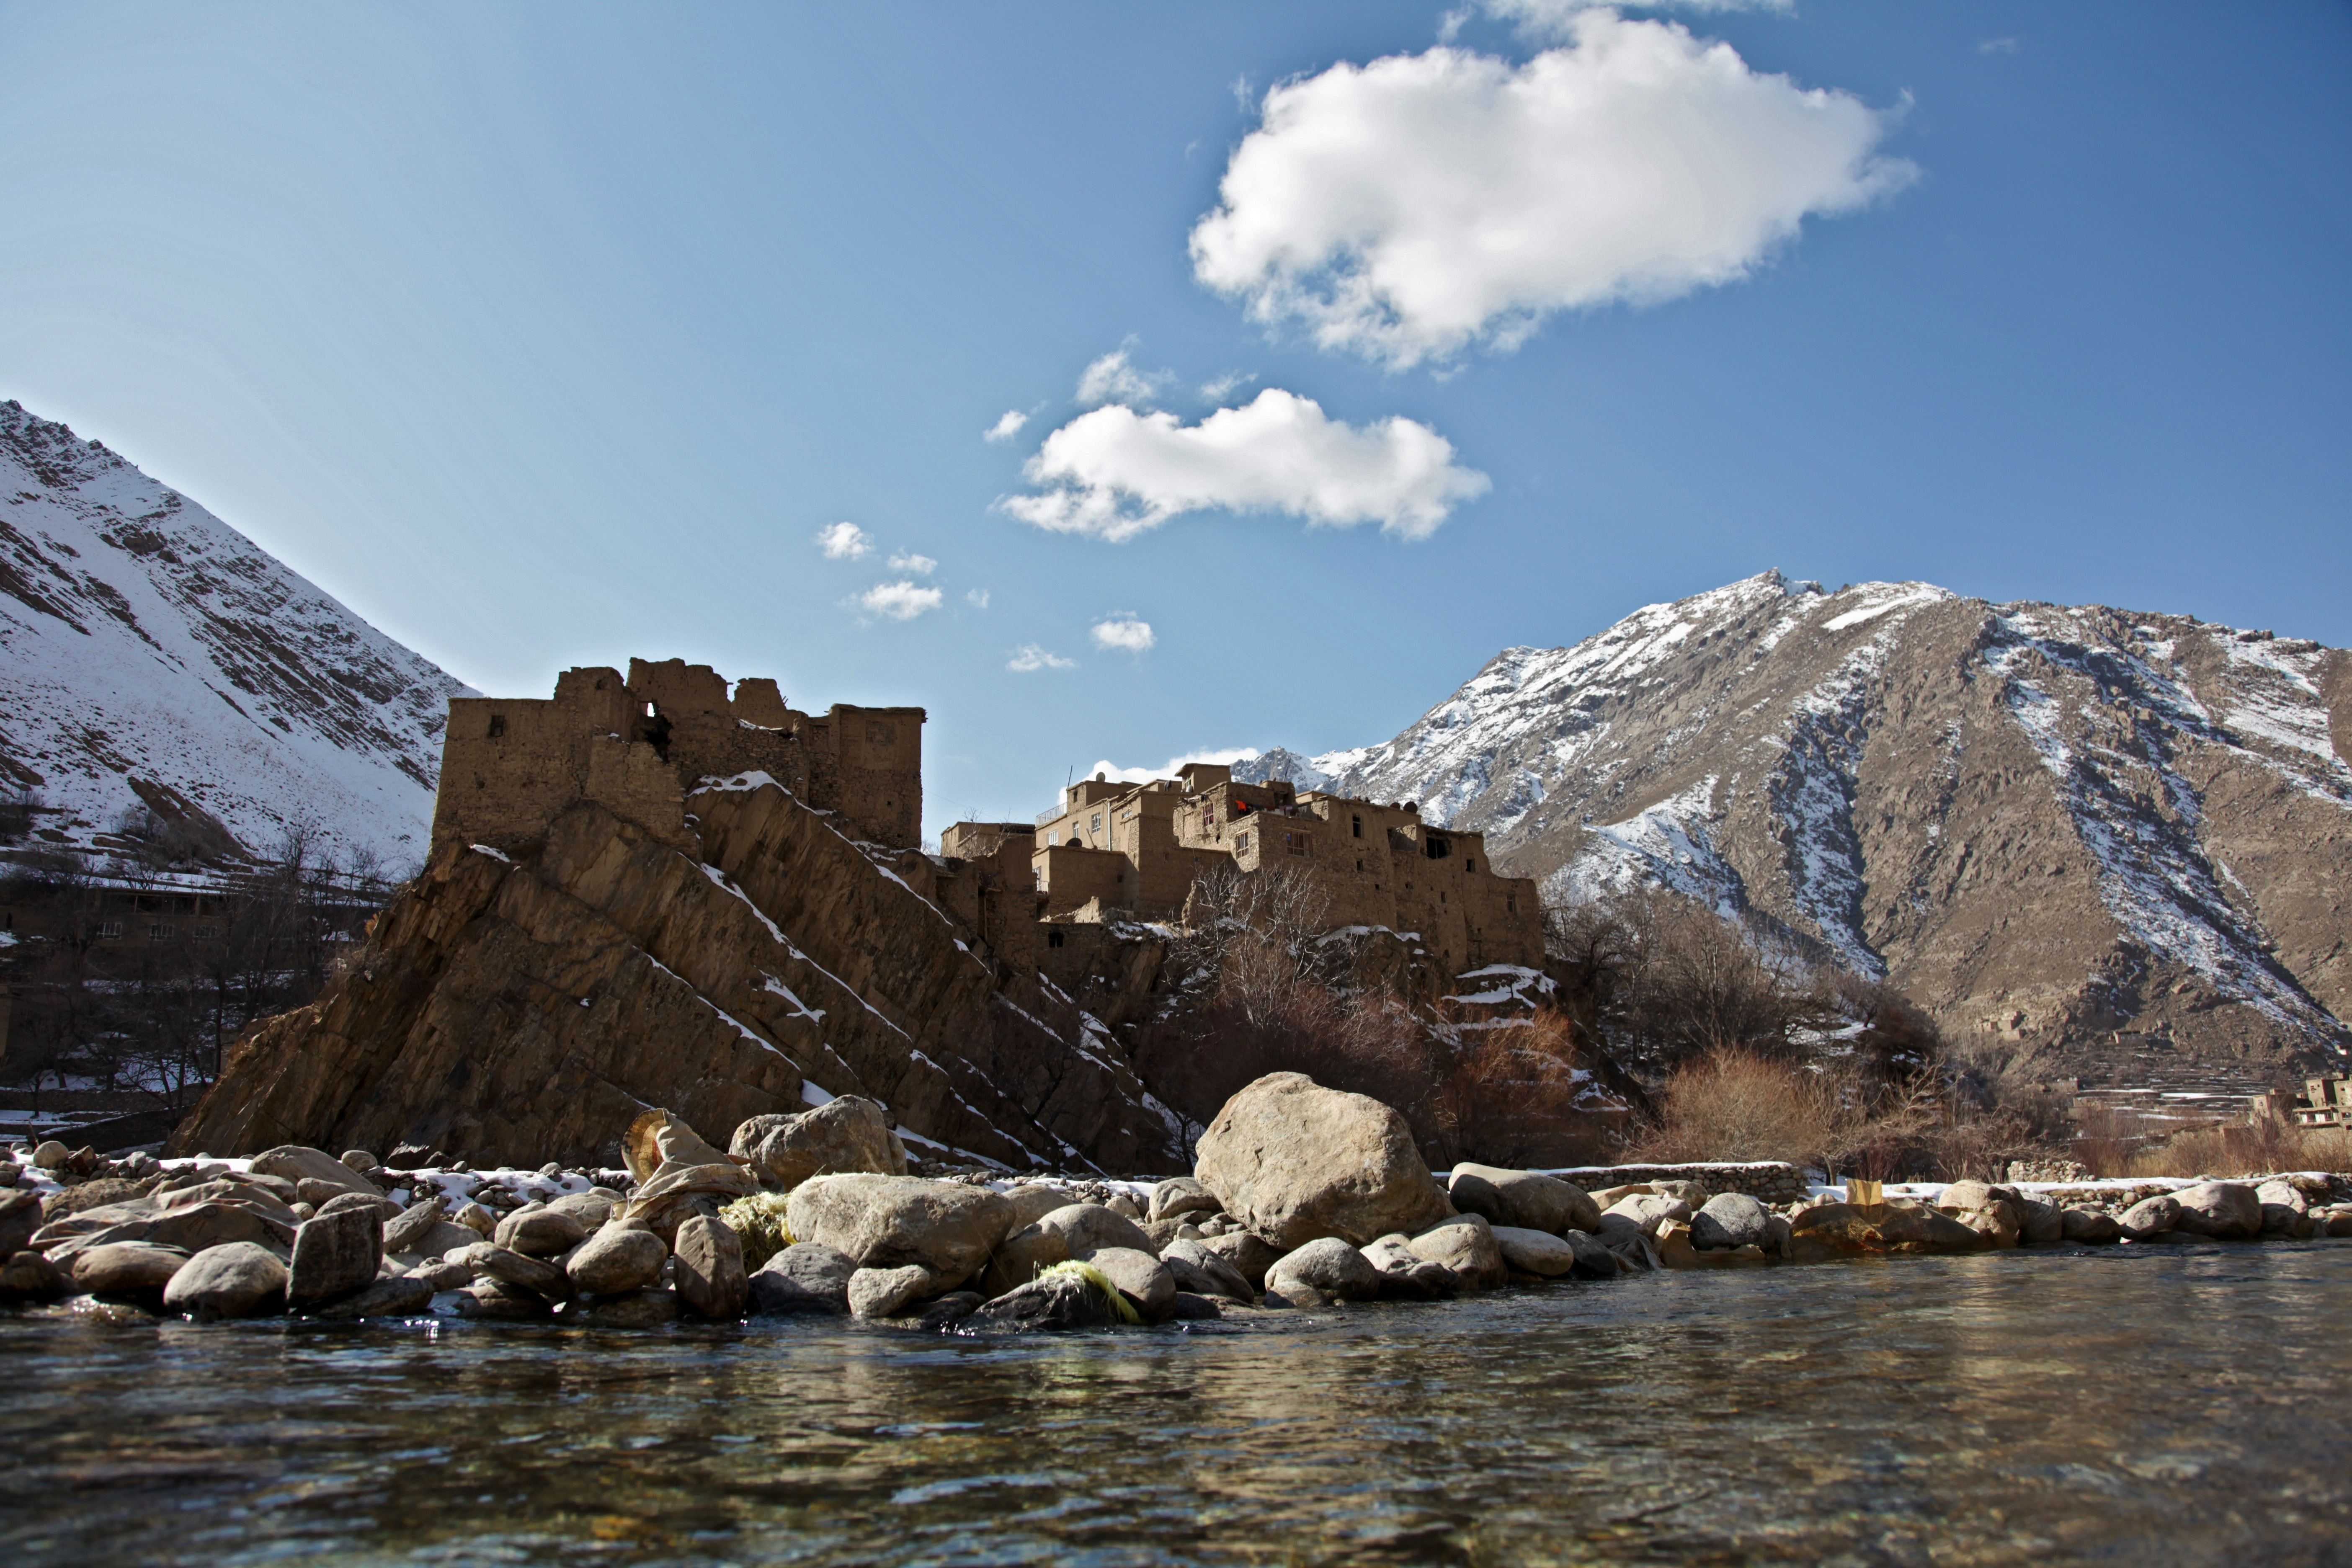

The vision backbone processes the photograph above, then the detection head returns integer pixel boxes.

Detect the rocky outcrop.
[169,775,1182,1173]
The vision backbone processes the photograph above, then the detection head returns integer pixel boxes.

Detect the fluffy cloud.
[1091,616,1156,654]
[1007,643,1077,672]
[1476,0,1791,40]
[1199,370,1258,402]
[1190,11,1915,366]
[887,550,937,575]
[1003,388,1488,542]
[966,588,991,609]
[983,410,1029,443]
[1076,348,1175,409]
[815,521,873,560]
[1087,746,1260,786]
[855,580,944,621]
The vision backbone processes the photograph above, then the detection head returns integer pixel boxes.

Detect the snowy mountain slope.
[0,402,474,872]
[1292,571,2352,1081]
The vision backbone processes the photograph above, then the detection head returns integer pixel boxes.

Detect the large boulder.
[1690,1193,1771,1251]
[749,1243,859,1316]
[1405,1214,1508,1289]
[674,1215,749,1319]
[977,1222,1070,1300]
[1265,1238,1380,1302]
[1085,1246,1177,1321]
[382,1198,451,1255]
[1194,1073,1452,1250]
[2117,1194,2181,1240]
[496,1207,587,1259]
[2171,1182,2262,1240]
[1002,1183,1081,1230]
[72,1242,188,1299]
[1447,1164,1600,1236]
[1032,1203,1155,1260]
[250,1146,383,1202]
[567,1225,669,1295]
[1491,1225,1578,1277]
[146,1200,292,1255]
[786,1176,1014,1288]
[163,1242,288,1319]
[288,1207,384,1309]
[741,1096,908,1190]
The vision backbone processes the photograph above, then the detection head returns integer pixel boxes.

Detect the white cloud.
[1087,745,1260,786]
[887,550,938,575]
[815,521,873,560]
[1191,12,1915,366]
[1003,388,1489,542]
[1199,371,1258,403]
[855,580,944,621]
[1978,36,2020,55]
[1076,347,1176,409]
[1007,643,1077,672]
[1091,616,1156,654]
[1483,0,1791,41]
[966,588,991,609]
[983,410,1029,443]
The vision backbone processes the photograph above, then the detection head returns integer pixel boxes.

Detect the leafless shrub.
[2112,1118,2352,1179]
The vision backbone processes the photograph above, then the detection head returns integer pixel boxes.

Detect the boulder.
[146,1200,291,1254]
[457,1243,571,1300]
[2172,1182,2262,1240]
[72,1242,188,1298]
[0,1189,42,1256]
[2117,1194,2181,1240]
[496,1207,587,1259]
[315,1191,401,1224]
[1491,1224,1578,1277]
[1159,1239,1253,1302]
[453,1202,497,1235]
[2256,1179,2308,1216]
[785,1175,1014,1288]
[452,1278,554,1319]
[977,1222,1070,1300]
[0,1249,70,1300]
[251,1145,383,1201]
[340,1150,380,1174]
[1939,1179,2000,1213]
[674,1215,749,1319]
[289,1207,386,1309]
[1265,1237,1381,1302]
[163,1242,288,1319]
[32,1140,70,1170]
[1953,1207,2020,1248]
[848,1263,942,1319]
[1142,1217,1204,1251]
[967,1271,1120,1331]
[748,1243,858,1316]
[1872,1202,1990,1254]
[1199,1230,1281,1289]
[1033,1203,1155,1260]
[546,1191,616,1229]
[1149,1177,1220,1223]
[1447,1163,1601,1236]
[1405,1213,1507,1288]
[917,1292,986,1331]
[573,1288,681,1328]
[1361,1235,1462,1299]
[410,1259,473,1292]
[1563,1229,1627,1279]
[382,1198,450,1255]
[1085,1246,1177,1321]
[744,1096,907,1190]
[1601,1194,1691,1238]
[2018,1197,2065,1245]
[2061,1207,2122,1243]
[313,1275,435,1320]
[567,1226,669,1295]
[405,1221,485,1262]
[1001,1183,1081,1230]
[1689,1193,1770,1251]
[1193,1072,1452,1249]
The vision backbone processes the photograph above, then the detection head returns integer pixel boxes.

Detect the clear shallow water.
[6,1242,2352,1567]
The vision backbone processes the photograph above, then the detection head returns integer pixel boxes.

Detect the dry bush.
[2119,1119,2352,1179]
[1423,1007,1623,1170]
[1632,1048,1845,1167]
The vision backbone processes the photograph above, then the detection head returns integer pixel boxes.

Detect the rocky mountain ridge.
[1279,571,2352,1088]
[0,402,470,874]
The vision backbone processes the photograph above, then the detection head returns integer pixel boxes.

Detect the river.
[5,1240,2350,1566]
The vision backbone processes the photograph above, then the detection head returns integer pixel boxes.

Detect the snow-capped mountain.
[1295,571,2352,1080]
[0,401,473,874]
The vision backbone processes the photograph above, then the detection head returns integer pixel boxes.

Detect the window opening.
[1047,930,1065,949]
[1351,814,1362,838]
[486,713,507,739]
[1466,858,1475,873]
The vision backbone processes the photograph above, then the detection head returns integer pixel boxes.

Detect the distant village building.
[2261,1076,2352,1128]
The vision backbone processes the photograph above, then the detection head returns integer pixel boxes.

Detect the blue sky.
[3,1,2347,836]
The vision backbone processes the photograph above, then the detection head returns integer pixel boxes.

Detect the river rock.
[2117,1194,2181,1240]
[785,1175,1013,1287]
[0,1249,70,1300]
[1265,1236,1381,1302]
[402,1221,483,1263]
[314,1275,435,1320]
[1160,1238,1253,1301]
[252,1145,383,1201]
[848,1263,941,1318]
[1199,1230,1281,1289]
[1193,1072,1453,1249]
[1034,1202,1155,1260]
[308,1189,392,1222]
[546,1191,616,1229]
[1953,1206,2020,1248]
[147,1199,290,1254]
[2256,1179,2308,1215]
[1564,1228,1627,1278]
[43,1178,152,1220]
[289,1207,385,1309]
[2018,1197,2065,1244]
[72,1241,188,1298]
[1149,1177,1220,1223]
[1873,1202,1990,1254]
[1085,1246,1176,1320]
[742,1096,907,1190]
[566,1225,668,1295]
[674,1215,748,1319]
[2172,1181,2261,1240]
[409,1258,474,1292]
[748,1242,858,1316]
[967,1271,1119,1331]
[2061,1206,2122,1243]
[977,1222,1070,1300]
[163,1242,288,1319]
[382,1197,449,1254]
[1602,1194,1691,1238]
[33,1140,70,1170]
[1142,1217,1205,1251]
[458,1243,570,1300]
[453,1201,497,1235]
[0,1189,41,1255]
[1002,1183,1080,1230]
[1939,1179,2000,1213]
[1408,1215,1506,1288]
[1491,1224,1578,1276]
[453,1278,552,1320]
[1447,1163,1600,1236]
[1690,1193,1770,1251]
[916,1292,985,1330]
[573,1288,681,1327]
[497,1207,587,1259]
